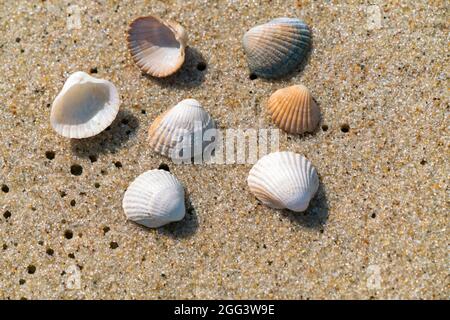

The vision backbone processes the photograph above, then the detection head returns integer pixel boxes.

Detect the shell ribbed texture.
[247,152,319,212]
[267,85,320,134]
[122,169,185,228]
[243,18,311,78]
[148,99,216,159]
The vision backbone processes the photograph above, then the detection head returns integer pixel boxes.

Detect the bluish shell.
[243,18,311,78]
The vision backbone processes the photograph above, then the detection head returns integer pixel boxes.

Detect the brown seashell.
[127,15,187,77]
[267,85,320,134]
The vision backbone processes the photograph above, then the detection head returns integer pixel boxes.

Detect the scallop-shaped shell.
[122,169,185,228]
[127,15,187,77]
[247,152,319,212]
[50,71,120,139]
[267,85,320,134]
[243,18,311,78]
[148,99,216,160]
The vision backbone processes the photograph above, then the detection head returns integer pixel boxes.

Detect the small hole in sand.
[340,124,350,133]
[64,230,73,239]
[197,62,206,71]
[19,279,25,285]
[68,253,75,259]
[321,125,329,132]
[89,155,98,163]
[103,226,110,234]
[90,67,98,74]
[94,182,100,188]
[110,241,119,249]
[249,73,257,80]
[371,213,376,219]
[3,210,11,219]
[1,184,9,193]
[420,159,427,165]
[70,199,76,207]
[45,151,55,160]
[114,161,122,168]
[46,248,54,256]
[158,163,170,172]
[70,164,83,176]
[27,265,36,274]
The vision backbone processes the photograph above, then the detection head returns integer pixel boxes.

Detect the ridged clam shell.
[50,71,120,139]
[267,85,320,134]
[148,99,216,159]
[243,18,311,78]
[122,169,185,228]
[127,15,187,77]
[247,152,319,212]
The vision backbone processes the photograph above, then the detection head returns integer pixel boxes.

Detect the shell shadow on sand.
[143,46,207,88]
[71,109,139,158]
[280,181,329,231]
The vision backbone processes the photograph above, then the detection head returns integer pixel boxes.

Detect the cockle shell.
[247,152,319,212]
[127,15,188,77]
[267,84,320,134]
[122,169,185,228]
[243,18,311,78]
[148,99,216,160]
[50,71,120,139]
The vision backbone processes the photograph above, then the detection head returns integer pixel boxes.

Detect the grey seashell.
[242,18,311,78]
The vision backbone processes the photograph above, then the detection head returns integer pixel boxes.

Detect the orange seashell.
[267,84,320,134]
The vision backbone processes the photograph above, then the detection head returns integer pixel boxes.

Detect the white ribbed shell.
[50,71,120,139]
[148,99,216,160]
[247,152,319,212]
[122,169,185,228]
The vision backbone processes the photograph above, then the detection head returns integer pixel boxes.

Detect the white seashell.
[50,71,120,139]
[247,151,319,212]
[148,99,216,160]
[122,169,185,228]
[127,15,188,77]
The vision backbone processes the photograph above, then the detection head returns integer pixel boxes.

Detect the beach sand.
[0,0,448,299]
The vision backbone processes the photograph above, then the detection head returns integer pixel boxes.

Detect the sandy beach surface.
[0,0,448,299]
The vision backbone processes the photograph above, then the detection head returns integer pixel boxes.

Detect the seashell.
[267,84,320,134]
[122,169,185,228]
[50,71,120,139]
[148,99,216,160]
[127,15,188,77]
[247,151,319,212]
[242,18,311,78]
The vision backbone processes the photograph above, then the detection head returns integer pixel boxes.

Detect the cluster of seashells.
[50,15,322,228]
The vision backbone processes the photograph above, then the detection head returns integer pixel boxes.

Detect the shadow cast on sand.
[280,181,329,231]
[71,109,139,158]
[143,46,207,88]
